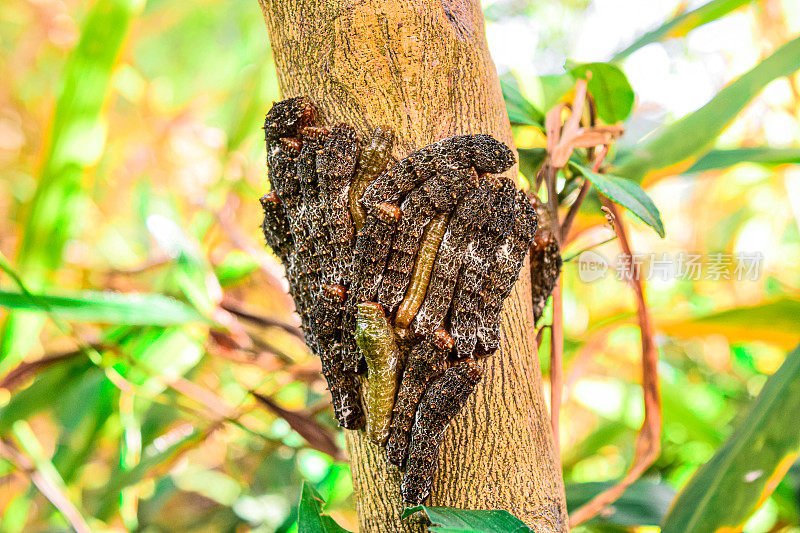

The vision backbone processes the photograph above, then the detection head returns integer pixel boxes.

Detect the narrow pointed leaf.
[570,163,665,237]
[662,343,800,532]
[612,0,754,62]
[686,147,800,173]
[615,35,800,183]
[0,289,207,326]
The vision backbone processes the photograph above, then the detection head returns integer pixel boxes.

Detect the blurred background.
[0,0,798,531]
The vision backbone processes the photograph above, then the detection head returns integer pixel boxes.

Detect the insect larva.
[260,192,293,263]
[310,284,365,429]
[410,183,493,337]
[528,197,561,324]
[297,126,339,284]
[385,329,453,468]
[475,188,539,356]
[394,212,449,328]
[378,167,479,314]
[321,343,365,430]
[361,135,514,210]
[355,302,403,445]
[401,361,483,505]
[349,127,395,231]
[263,96,316,141]
[340,203,402,373]
[318,123,361,285]
[451,180,517,358]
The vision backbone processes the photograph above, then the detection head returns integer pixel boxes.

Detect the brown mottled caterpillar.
[361,134,515,209]
[263,96,316,141]
[475,188,539,356]
[410,183,493,336]
[317,123,360,285]
[402,361,483,505]
[450,179,517,359]
[528,197,562,324]
[355,302,403,445]
[394,212,449,329]
[297,126,340,284]
[385,330,453,468]
[340,203,402,373]
[310,284,365,429]
[349,127,395,231]
[259,192,293,264]
[321,344,365,429]
[267,140,321,336]
[378,167,479,314]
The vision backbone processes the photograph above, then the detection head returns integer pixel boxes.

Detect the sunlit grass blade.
[0,289,208,326]
[659,298,800,350]
[686,147,800,173]
[614,35,800,183]
[611,0,754,62]
[662,343,800,532]
[1,0,143,369]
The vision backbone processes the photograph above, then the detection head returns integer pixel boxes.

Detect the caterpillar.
[475,188,539,356]
[401,361,483,505]
[263,96,316,141]
[385,329,453,468]
[355,302,403,445]
[410,182,493,336]
[317,123,361,285]
[528,196,561,324]
[349,127,395,231]
[394,212,449,329]
[310,284,365,429]
[361,134,515,210]
[450,179,516,359]
[259,191,293,264]
[297,126,339,284]
[378,167,479,314]
[340,202,402,373]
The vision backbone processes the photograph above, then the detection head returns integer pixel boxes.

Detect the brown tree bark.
[257,1,568,531]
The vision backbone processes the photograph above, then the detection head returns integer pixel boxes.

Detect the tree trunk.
[257,1,568,531]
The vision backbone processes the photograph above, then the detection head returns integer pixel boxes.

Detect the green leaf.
[566,480,675,526]
[569,163,665,237]
[402,506,533,532]
[0,289,208,326]
[297,481,351,533]
[615,35,800,183]
[571,63,635,123]
[660,298,800,350]
[517,148,547,181]
[686,147,800,173]
[662,343,800,532]
[2,0,143,370]
[612,0,754,62]
[500,76,545,127]
[0,357,93,435]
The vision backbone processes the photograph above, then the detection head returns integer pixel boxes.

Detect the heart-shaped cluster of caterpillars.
[260,97,538,505]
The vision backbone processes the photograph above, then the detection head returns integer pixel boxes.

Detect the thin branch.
[220,298,304,340]
[560,145,609,243]
[569,199,662,527]
[549,277,563,454]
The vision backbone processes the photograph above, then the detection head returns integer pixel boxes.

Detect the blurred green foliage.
[1,0,799,531]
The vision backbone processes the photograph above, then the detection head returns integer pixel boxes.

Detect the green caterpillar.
[355,302,403,445]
